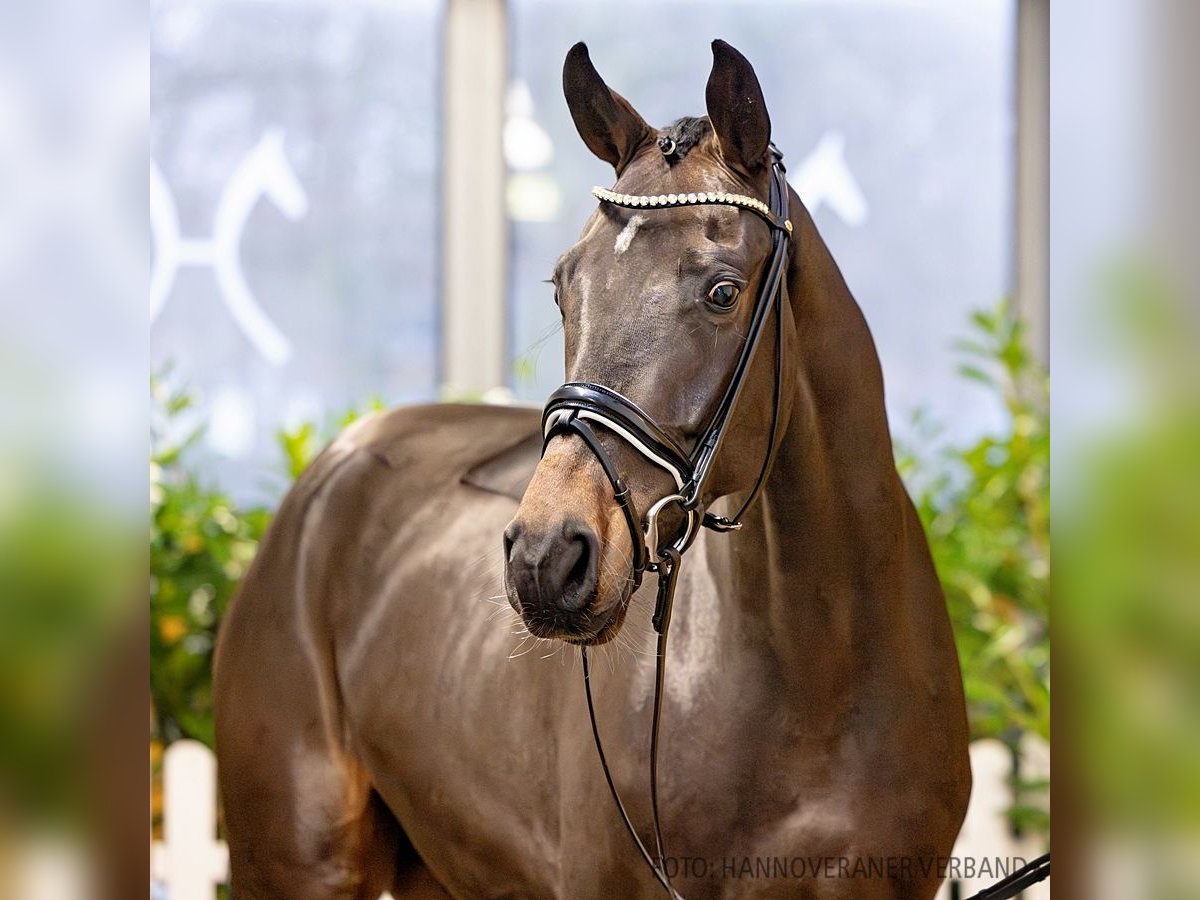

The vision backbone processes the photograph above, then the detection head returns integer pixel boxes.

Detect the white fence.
[151,738,1049,898]
[150,741,229,900]
[934,736,1050,899]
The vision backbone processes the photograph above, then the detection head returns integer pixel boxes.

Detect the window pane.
[506,0,1015,444]
[151,0,441,501]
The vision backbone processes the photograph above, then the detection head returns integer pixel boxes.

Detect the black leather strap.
[544,383,693,486]
[685,157,790,519]
[581,647,683,899]
[544,413,648,586]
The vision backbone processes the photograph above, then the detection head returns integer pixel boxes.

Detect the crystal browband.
[591,185,792,233]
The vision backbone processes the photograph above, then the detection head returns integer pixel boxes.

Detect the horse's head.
[504,41,798,645]
[250,129,308,220]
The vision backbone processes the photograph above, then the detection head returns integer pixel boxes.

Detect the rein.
[540,147,792,896]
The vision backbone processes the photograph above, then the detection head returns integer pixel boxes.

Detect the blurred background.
[1,0,1198,897]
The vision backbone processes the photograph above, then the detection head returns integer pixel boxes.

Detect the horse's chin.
[512,588,632,647]
[564,600,629,646]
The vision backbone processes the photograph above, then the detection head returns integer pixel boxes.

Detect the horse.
[214,40,971,899]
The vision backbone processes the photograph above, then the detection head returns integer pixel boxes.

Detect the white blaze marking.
[613,214,646,256]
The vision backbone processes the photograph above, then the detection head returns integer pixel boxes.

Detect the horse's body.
[215,41,970,900]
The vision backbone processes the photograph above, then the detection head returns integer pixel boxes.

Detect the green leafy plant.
[1064,260,1200,832]
[900,301,1049,744]
[0,487,132,824]
[277,399,386,481]
[897,300,1049,831]
[150,376,384,748]
[150,374,271,747]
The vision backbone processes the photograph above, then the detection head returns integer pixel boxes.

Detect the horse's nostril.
[556,522,598,612]
[503,522,520,564]
[565,540,589,590]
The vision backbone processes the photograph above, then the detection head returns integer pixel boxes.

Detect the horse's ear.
[563,42,653,174]
[705,40,771,178]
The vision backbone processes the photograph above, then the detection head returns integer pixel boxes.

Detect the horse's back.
[330,401,542,495]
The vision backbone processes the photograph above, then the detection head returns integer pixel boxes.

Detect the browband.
[591,185,792,234]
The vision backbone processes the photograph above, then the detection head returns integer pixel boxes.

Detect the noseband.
[540,146,792,896]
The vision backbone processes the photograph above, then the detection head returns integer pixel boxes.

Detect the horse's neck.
[721,201,914,696]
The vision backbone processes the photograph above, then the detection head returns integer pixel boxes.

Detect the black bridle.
[540,146,792,896]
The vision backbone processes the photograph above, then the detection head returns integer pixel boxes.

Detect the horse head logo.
[249,130,308,221]
[792,130,869,228]
[151,129,309,366]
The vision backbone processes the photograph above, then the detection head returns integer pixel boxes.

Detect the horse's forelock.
[661,116,713,158]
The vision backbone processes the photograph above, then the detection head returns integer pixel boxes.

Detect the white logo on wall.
[792,131,868,227]
[150,130,308,366]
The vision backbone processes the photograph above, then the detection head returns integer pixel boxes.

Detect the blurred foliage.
[0,484,133,824]
[897,301,1050,834]
[898,301,1049,746]
[278,398,386,481]
[1069,407,1200,828]
[150,373,380,749]
[1062,260,1200,833]
[150,375,271,748]
[1009,773,1051,837]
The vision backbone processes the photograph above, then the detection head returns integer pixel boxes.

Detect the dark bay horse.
[214,40,970,899]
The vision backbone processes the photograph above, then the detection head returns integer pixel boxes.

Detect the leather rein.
[540,146,792,896]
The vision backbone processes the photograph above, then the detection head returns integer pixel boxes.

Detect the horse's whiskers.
[465,544,505,574]
[540,641,568,662]
[615,623,655,660]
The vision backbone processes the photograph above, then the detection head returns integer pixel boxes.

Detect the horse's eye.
[706,281,740,310]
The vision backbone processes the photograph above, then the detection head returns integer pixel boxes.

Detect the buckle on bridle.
[643,493,688,568]
[702,514,743,533]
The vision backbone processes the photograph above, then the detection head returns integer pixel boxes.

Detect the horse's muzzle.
[503,518,605,636]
